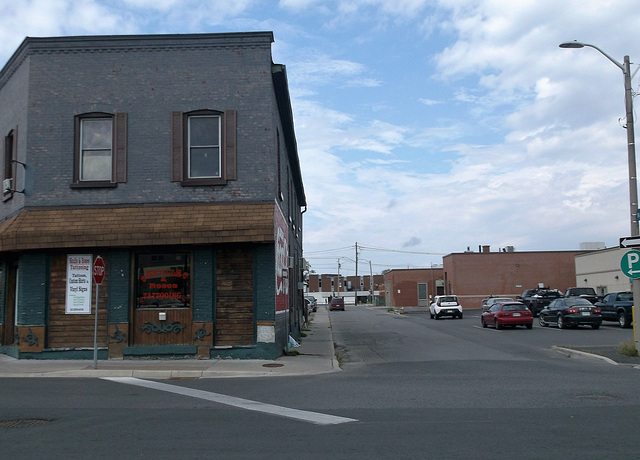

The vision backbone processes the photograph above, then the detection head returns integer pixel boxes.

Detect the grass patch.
[617,342,639,357]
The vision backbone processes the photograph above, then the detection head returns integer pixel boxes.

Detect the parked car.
[329,297,345,311]
[481,301,533,329]
[595,291,633,328]
[564,287,600,304]
[305,296,317,312]
[429,295,463,319]
[518,288,563,317]
[538,298,602,329]
[481,297,514,312]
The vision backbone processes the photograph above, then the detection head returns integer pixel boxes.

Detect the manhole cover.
[262,363,284,368]
[0,419,52,428]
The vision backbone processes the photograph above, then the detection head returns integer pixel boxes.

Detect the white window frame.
[187,114,221,179]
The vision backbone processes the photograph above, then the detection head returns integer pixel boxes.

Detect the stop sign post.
[93,255,105,369]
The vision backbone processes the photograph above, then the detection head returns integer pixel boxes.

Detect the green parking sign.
[621,250,640,279]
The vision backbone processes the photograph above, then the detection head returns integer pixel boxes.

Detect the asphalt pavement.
[0,305,338,379]
[2,305,638,379]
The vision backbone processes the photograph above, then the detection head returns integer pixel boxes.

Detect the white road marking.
[102,377,357,426]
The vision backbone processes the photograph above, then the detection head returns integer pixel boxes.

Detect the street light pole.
[560,41,640,353]
[559,41,638,237]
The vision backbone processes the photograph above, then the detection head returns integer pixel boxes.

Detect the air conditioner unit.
[3,178,12,193]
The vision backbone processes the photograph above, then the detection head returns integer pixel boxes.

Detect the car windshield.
[489,298,512,304]
[543,290,562,298]
[502,303,527,311]
[566,298,592,307]
[572,288,595,295]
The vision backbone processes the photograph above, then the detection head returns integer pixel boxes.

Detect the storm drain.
[262,363,284,368]
[0,418,52,428]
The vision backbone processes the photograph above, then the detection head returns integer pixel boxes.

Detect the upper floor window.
[80,117,112,181]
[3,126,17,199]
[188,115,221,178]
[72,112,127,187]
[171,109,236,186]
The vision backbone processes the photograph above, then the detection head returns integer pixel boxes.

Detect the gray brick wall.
[0,33,289,217]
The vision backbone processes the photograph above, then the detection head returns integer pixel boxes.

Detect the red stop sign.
[93,256,105,284]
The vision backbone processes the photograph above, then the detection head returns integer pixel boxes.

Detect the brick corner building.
[0,32,306,360]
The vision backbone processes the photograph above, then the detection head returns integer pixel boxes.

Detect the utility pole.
[355,242,358,277]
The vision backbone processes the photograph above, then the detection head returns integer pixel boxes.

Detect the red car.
[481,301,533,329]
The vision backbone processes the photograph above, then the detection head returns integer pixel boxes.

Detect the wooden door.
[133,252,192,346]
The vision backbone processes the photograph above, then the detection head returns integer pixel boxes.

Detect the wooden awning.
[0,202,275,252]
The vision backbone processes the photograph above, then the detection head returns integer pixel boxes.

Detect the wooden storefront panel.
[48,253,108,348]
[215,246,254,346]
[133,308,192,345]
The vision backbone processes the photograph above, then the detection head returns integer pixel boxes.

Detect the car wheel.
[526,323,532,329]
[481,318,487,328]
[459,312,463,319]
[430,312,434,319]
[435,313,440,320]
[592,323,600,330]
[539,315,547,327]
[557,314,565,329]
[618,312,629,328]
[495,319,502,330]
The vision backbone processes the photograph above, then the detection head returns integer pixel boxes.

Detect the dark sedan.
[539,298,602,329]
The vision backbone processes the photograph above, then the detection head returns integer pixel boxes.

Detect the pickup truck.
[594,291,633,328]
[517,288,563,317]
[564,287,600,304]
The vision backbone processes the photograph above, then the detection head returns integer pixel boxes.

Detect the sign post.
[620,249,640,355]
[92,256,105,369]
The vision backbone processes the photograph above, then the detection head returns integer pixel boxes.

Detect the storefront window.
[135,252,190,309]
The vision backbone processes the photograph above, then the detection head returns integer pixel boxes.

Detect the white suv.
[430,295,463,319]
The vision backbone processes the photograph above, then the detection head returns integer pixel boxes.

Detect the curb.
[552,346,619,365]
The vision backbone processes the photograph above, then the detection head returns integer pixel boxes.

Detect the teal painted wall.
[17,253,48,326]
[254,244,275,322]
[108,249,130,324]
[193,248,215,322]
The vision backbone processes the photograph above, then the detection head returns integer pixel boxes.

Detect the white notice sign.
[66,254,93,314]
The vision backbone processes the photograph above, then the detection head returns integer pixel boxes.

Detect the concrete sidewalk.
[0,306,338,380]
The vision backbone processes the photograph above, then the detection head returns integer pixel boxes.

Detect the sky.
[1,1,640,276]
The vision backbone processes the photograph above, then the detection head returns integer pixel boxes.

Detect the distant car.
[481,297,514,312]
[518,288,563,317]
[595,291,633,328]
[539,298,602,329]
[564,287,600,304]
[429,295,463,319]
[305,296,317,312]
[329,297,345,311]
[481,302,533,329]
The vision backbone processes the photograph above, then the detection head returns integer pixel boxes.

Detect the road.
[2,305,640,459]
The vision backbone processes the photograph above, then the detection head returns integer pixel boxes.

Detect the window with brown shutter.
[3,126,17,199]
[171,109,237,186]
[71,112,127,188]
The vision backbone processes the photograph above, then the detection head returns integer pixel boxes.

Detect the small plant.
[617,342,639,357]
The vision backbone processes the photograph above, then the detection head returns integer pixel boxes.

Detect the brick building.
[443,247,588,309]
[0,32,305,360]
[307,273,385,303]
[383,268,444,308]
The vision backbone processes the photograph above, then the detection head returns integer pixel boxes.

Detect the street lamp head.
[559,41,585,49]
